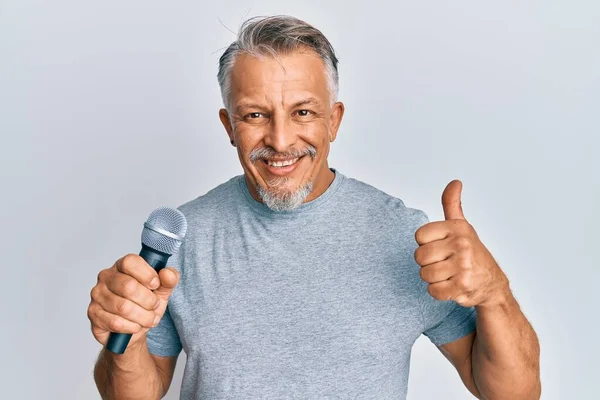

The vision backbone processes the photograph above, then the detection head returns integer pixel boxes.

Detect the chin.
[256,179,314,212]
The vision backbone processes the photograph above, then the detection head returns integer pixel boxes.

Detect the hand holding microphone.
[87,207,188,354]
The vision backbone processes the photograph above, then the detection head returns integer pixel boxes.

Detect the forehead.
[229,50,330,105]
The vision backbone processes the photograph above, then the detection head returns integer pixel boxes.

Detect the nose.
[263,112,298,153]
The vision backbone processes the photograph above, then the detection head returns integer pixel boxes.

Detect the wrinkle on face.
[219,48,344,209]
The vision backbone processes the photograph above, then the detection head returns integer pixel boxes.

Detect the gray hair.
[217,15,339,111]
[256,178,314,212]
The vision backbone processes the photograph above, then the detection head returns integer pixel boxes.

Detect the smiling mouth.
[259,155,307,176]
[262,157,302,167]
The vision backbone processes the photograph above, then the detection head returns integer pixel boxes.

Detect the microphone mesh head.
[141,206,188,255]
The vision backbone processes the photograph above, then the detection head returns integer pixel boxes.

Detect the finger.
[415,221,451,246]
[427,280,459,301]
[95,284,159,329]
[442,179,466,221]
[414,239,453,267]
[153,267,180,300]
[116,254,160,290]
[105,272,161,311]
[89,304,144,334]
[419,260,458,283]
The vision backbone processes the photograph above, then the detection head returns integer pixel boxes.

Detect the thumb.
[442,179,467,221]
[154,267,180,300]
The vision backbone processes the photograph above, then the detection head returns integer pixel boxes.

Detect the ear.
[219,108,235,145]
[328,101,345,143]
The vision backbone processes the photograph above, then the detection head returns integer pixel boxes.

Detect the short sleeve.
[146,304,183,357]
[415,210,477,346]
[420,287,477,346]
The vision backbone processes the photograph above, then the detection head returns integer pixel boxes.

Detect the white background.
[1,0,598,398]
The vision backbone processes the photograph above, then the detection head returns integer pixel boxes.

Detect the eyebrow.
[235,103,268,113]
[291,97,320,108]
[235,97,321,113]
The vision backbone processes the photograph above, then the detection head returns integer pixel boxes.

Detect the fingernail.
[150,277,159,289]
[154,299,161,309]
[153,315,161,326]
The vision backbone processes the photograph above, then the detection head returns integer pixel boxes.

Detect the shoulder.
[176,175,242,222]
[340,174,429,229]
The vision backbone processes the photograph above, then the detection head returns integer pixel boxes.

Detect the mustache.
[249,145,317,163]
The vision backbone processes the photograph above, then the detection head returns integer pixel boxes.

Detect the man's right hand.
[87,254,180,350]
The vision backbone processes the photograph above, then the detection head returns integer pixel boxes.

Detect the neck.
[304,164,335,203]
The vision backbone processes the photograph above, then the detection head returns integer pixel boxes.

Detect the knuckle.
[97,268,109,282]
[455,294,469,305]
[414,248,423,265]
[87,305,96,322]
[115,298,130,315]
[121,278,139,297]
[147,295,159,311]
[427,284,439,299]
[414,229,423,244]
[90,285,101,302]
[455,236,471,250]
[108,317,123,332]
[458,274,472,290]
[420,267,435,282]
[121,253,138,269]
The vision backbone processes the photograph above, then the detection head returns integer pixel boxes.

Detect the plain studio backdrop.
[1,0,598,399]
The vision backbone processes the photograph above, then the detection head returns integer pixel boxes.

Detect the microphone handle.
[106,245,171,354]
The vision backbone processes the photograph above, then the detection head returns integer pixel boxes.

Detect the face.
[219,49,344,211]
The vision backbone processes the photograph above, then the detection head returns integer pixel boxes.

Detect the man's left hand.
[414,180,510,308]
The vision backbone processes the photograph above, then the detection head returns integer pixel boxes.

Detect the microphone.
[106,206,188,354]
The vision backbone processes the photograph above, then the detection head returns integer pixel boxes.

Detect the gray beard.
[256,177,314,212]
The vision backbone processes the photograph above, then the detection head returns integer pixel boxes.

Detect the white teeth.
[267,157,299,167]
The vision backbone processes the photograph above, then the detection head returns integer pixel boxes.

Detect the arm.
[414,180,541,399]
[94,338,177,400]
[88,256,182,399]
[439,288,541,399]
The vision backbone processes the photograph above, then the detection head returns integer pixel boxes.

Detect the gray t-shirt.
[147,168,476,399]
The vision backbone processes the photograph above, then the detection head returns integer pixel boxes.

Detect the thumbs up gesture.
[414,180,510,308]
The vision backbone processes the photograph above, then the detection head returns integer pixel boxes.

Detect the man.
[89,15,541,399]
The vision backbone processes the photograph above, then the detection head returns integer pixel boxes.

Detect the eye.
[242,112,269,124]
[296,109,312,117]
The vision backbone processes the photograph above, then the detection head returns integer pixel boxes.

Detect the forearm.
[471,288,541,399]
[94,338,164,400]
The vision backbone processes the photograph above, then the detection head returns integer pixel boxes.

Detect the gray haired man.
[90,15,541,399]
